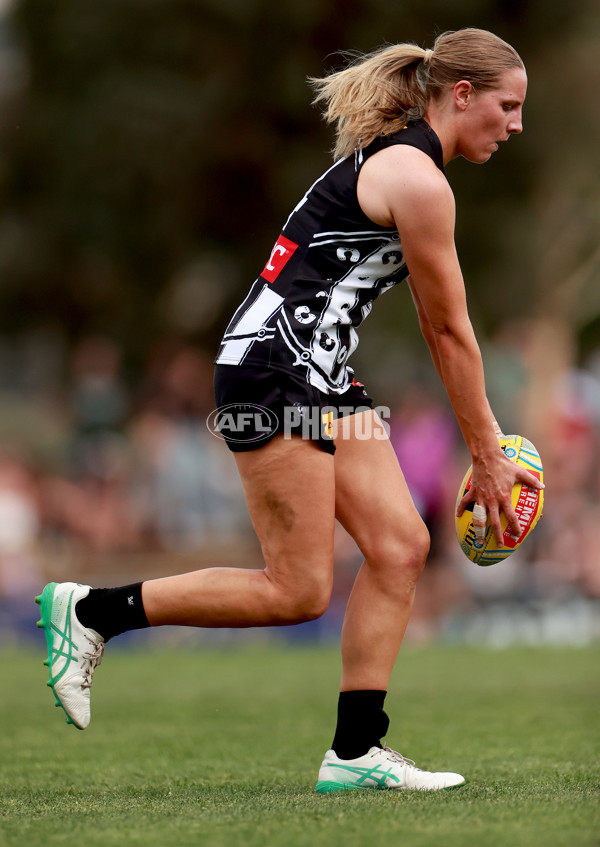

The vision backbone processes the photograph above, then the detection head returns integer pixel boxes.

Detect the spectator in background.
[0,449,41,597]
[129,342,250,551]
[531,365,600,600]
[0,449,43,642]
[42,335,141,553]
[389,382,458,551]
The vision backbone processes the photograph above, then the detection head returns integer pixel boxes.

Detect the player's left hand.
[456,449,544,545]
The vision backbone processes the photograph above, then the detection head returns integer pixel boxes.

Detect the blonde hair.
[310,28,524,160]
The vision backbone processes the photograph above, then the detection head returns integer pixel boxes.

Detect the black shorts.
[212,364,373,455]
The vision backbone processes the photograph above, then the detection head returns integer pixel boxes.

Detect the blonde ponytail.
[309,28,524,160]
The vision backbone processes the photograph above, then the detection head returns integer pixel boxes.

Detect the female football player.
[37,27,543,792]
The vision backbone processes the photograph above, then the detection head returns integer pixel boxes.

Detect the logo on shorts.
[321,410,334,439]
[206,404,279,444]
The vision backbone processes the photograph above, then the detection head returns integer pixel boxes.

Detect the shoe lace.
[378,746,423,771]
[80,639,104,689]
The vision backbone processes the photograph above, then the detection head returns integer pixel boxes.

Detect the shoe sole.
[315,779,467,793]
[35,583,80,729]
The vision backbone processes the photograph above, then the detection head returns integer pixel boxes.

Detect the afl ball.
[455,434,544,566]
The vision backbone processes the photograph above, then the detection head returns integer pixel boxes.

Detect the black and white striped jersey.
[215,118,444,395]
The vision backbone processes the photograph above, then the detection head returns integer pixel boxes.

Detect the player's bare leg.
[315,409,464,792]
[334,410,430,691]
[38,435,336,729]
[142,435,336,627]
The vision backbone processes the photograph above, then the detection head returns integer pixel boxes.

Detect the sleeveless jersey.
[215,118,444,395]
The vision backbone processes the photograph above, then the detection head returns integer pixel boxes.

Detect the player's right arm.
[406,275,502,437]
[357,144,543,542]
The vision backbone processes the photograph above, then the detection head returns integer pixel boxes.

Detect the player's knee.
[275,581,331,624]
[294,595,330,623]
[403,523,430,582]
[366,520,430,583]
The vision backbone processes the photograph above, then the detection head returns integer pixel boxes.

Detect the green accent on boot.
[35,583,84,730]
[35,583,58,676]
[324,761,401,788]
[315,781,366,794]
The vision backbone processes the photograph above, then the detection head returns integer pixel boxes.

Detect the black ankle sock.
[331,690,390,760]
[75,582,150,643]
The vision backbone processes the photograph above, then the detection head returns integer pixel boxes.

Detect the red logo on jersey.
[261,234,298,283]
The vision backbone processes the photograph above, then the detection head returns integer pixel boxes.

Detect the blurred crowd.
[1,328,599,646]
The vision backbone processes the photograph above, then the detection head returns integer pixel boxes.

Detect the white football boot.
[316,746,466,792]
[35,582,105,730]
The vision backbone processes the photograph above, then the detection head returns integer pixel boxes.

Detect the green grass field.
[1,644,598,847]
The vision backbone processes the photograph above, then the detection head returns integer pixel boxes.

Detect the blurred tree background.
[0,0,597,385]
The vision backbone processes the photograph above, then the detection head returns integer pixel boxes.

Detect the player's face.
[457,67,528,164]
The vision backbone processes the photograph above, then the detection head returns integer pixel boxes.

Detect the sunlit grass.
[1,645,598,847]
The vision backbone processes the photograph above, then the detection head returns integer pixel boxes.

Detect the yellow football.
[455,434,544,566]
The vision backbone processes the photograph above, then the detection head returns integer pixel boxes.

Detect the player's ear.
[453,80,474,111]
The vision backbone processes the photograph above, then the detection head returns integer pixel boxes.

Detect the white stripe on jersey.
[312,229,389,238]
[216,284,284,365]
[309,234,398,248]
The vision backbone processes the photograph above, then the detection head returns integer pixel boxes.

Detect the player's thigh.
[234,433,336,593]
[333,410,429,567]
